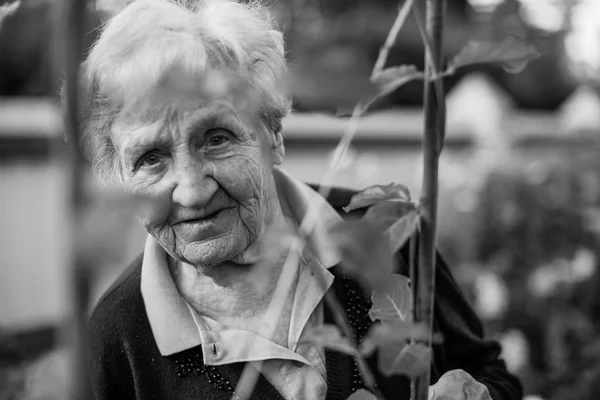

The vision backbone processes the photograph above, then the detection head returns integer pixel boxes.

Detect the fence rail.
[2,84,600,161]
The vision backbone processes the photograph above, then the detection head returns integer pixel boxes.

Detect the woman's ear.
[271,129,285,165]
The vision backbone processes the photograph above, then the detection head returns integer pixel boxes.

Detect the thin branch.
[231,240,303,399]
[63,0,93,399]
[233,3,416,397]
[304,0,421,215]
[232,72,376,400]
[409,229,418,321]
[411,2,447,155]
[323,292,384,399]
[409,228,418,400]
[372,0,415,78]
[411,4,438,78]
[231,106,377,397]
[413,1,446,400]
[298,103,362,237]
[295,106,386,397]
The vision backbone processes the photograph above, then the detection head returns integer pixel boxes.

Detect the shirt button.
[293,361,303,368]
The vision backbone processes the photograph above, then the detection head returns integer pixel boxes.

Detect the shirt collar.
[272,167,342,268]
[141,168,343,356]
[140,237,202,355]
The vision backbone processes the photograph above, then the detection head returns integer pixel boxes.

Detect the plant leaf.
[449,35,540,74]
[363,323,436,378]
[289,48,378,108]
[302,324,356,356]
[78,189,156,268]
[344,183,412,213]
[386,208,419,254]
[346,389,378,400]
[364,199,417,222]
[259,222,301,263]
[363,200,420,253]
[355,65,424,113]
[369,274,412,322]
[429,369,493,400]
[371,65,425,98]
[380,343,431,378]
[328,220,395,291]
[376,338,406,377]
[359,321,436,357]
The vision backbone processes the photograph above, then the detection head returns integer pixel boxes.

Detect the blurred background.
[1,0,600,399]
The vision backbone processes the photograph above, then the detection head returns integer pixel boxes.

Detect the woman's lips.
[174,207,227,225]
[182,209,223,224]
[173,208,230,240]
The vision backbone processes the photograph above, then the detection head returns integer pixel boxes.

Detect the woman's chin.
[178,237,246,268]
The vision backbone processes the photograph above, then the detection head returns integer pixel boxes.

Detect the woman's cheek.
[215,154,264,195]
[139,195,171,232]
[128,175,173,234]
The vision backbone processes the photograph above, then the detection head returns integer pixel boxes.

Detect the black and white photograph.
[1,0,599,399]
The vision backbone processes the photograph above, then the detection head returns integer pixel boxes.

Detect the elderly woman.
[72,0,523,399]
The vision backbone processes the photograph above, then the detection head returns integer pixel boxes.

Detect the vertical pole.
[63,0,91,399]
[413,1,446,400]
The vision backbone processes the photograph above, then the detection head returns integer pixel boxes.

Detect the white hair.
[69,0,291,182]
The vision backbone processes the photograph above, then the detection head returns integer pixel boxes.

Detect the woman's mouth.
[173,208,231,241]
[185,209,223,224]
[175,207,228,225]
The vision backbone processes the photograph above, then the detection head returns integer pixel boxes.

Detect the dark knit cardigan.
[88,186,523,400]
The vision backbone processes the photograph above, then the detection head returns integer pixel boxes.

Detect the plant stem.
[409,230,418,322]
[63,0,92,398]
[231,241,303,400]
[409,231,419,400]
[411,2,447,155]
[372,0,415,78]
[297,103,362,238]
[234,2,417,397]
[323,292,384,400]
[414,1,446,400]
[232,102,379,398]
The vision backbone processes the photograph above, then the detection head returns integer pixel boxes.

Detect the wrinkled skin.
[111,91,286,270]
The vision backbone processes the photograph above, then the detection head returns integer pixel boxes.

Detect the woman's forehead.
[111,97,258,149]
[113,64,251,114]
[117,89,249,126]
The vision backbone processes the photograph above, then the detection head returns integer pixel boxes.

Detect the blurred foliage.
[271,0,578,111]
[1,0,600,398]
[0,0,585,109]
[0,327,60,400]
[0,0,102,97]
[439,146,600,399]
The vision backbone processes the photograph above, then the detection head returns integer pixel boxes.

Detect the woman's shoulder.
[88,253,146,335]
[307,183,366,217]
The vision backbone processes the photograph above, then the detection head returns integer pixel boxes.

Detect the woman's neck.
[173,257,290,320]
[172,197,299,330]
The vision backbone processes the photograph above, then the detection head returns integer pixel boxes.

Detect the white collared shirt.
[140,168,343,400]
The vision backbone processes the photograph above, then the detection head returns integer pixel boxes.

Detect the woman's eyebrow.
[185,104,247,137]
[122,127,170,161]
[185,112,219,136]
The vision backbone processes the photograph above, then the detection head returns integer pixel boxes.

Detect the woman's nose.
[171,158,218,209]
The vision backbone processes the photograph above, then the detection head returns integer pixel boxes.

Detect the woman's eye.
[206,130,232,148]
[138,151,163,168]
[145,154,160,165]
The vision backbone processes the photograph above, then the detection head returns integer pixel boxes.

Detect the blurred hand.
[428,370,492,400]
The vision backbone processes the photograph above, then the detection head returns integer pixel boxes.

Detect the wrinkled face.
[111,92,285,267]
